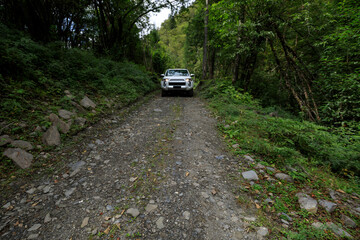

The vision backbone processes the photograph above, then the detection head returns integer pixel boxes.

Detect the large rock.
[49,113,71,134]
[58,109,75,120]
[242,170,259,181]
[341,215,357,228]
[3,148,33,169]
[0,135,12,146]
[42,126,61,146]
[275,173,294,183]
[11,140,33,150]
[296,193,318,213]
[326,222,353,238]
[319,199,337,213]
[71,101,87,113]
[75,117,86,127]
[80,96,96,109]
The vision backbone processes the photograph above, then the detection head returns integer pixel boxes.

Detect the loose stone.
[183,211,191,220]
[81,217,89,228]
[319,199,337,213]
[296,193,318,214]
[275,173,294,183]
[145,204,158,213]
[28,224,41,231]
[156,217,165,229]
[126,208,140,218]
[242,170,259,181]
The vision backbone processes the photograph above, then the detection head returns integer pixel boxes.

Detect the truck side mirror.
[161,74,165,77]
[190,74,195,77]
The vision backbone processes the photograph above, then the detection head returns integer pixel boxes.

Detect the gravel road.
[1,95,265,239]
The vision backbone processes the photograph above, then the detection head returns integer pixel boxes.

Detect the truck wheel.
[188,89,194,97]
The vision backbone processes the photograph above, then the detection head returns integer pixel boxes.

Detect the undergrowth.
[0,23,158,178]
[201,78,360,178]
[200,78,360,239]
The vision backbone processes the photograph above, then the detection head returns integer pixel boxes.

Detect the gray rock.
[257,227,269,237]
[232,144,239,149]
[28,224,41,231]
[44,213,51,223]
[11,140,33,150]
[126,208,140,218]
[275,173,294,183]
[145,204,158,213]
[69,161,86,171]
[26,188,36,194]
[281,212,293,222]
[95,139,104,145]
[156,217,165,229]
[326,222,353,238]
[75,117,87,127]
[355,207,360,213]
[81,217,89,228]
[341,215,357,228]
[80,96,96,109]
[42,126,61,146]
[0,135,12,146]
[71,101,87,113]
[243,155,254,162]
[255,163,265,169]
[64,188,76,197]
[266,167,276,172]
[296,193,318,213]
[319,199,337,213]
[243,216,256,222]
[154,109,162,112]
[183,211,190,220]
[242,170,259,181]
[106,205,113,211]
[3,148,33,169]
[58,109,75,119]
[2,202,11,209]
[43,186,51,194]
[312,222,325,229]
[201,192,210,199]
[49,113,70,134]
[28,234,39,239]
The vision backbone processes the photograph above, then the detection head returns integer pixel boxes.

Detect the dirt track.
[1,95,264,239]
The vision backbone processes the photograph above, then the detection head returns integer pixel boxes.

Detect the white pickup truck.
[161,69,194,97]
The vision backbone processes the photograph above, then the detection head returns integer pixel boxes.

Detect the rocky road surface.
[1,95,266,239]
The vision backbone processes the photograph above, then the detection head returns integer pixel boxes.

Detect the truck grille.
[169,82,185,86]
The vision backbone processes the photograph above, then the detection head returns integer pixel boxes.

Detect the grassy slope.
[200,78,360,239]
[0,24,158,179]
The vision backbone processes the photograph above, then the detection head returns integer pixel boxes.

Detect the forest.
[1,0,359,181]
[0,0,359,239]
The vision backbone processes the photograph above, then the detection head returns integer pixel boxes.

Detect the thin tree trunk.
[202,0,209,80]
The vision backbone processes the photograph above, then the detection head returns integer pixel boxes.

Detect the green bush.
[0,23,158,123]
[201,78,360,176]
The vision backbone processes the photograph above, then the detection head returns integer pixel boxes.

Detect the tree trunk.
[202,0,209,80]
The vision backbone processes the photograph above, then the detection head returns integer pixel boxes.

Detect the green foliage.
[0,23,157,123]
[201,78,360,176]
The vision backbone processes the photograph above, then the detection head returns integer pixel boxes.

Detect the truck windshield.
[165,70,189,76]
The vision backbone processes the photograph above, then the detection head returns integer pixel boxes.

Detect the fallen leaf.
[54,179,59,183]
[115,223,121,230]
[211,189,217,195]
[351,196,359,199]
[104,216,111,221]
[336,189,345,194]
[185,172,190,177]
[255,203,261,209]
[32,202,39,207]
[104,226,111,234]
